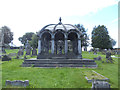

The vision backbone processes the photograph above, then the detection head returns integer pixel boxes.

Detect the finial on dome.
[59,17,62,22]
[59,17,62,24]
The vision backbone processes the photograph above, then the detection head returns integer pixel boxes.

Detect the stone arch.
[39,30,52,39]
[68,30,80,39]
[68,31,78,54]
[54,30,66,54]
[41,31,52,54]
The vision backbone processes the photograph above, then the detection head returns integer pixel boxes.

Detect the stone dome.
[38,17,82,35]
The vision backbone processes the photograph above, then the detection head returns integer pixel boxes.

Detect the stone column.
[65,38,68,54]
[38,39,41,54]
[51,38,54,54]
[78,38,82,58]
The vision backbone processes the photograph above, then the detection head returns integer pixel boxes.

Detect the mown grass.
[84,70,106,80]
[1,49,118,88]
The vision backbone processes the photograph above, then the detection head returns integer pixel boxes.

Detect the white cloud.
[112,18,118,23]
[0,0,118,46]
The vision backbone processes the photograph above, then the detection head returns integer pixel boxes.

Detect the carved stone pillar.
[65,38,68,54]
[38,39,41,54]
[51,38,54,54]
[78,38,82,58]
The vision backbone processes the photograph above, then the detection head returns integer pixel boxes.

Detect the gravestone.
[2,55,11,61]
[26,49,31,55]
[25,41,31,55]
[94,56,102,61]
[8,53,17,58]
[93,49,97,55]
[6,80,29,87]
[2,47,6,53]
[92,81,110,90]
[106,51,113,63]
[32,48,37,55]
[18,47,24,56]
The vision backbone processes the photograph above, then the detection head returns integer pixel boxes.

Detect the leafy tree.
[75,24,89,47]
[30,34,38,48]
[1,26,13,45]
[18,32,34,45]
[91,25,115,49]
[110,38,116,48]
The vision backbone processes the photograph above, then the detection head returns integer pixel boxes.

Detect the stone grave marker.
[106,51,113,63]
[8,53,17,58]
[6,80,29,87]
[92,81,110,90]
[32,48,37,56]
[25,40,31,55]
[93,49,97,55]
[2,55,11,61]
[18,48,24,56]
[94,56,102,61]
[26,49,31,55]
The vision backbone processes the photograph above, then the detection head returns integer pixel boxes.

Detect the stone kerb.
[6,80,29,87]
[85,70,109,83]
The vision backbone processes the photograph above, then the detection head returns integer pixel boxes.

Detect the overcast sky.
[0,0,119,48]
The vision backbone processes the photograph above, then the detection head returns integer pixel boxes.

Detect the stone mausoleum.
[37,17,82,59]
[22,18,97,68]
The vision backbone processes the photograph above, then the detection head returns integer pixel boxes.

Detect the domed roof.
[39,17,81,34]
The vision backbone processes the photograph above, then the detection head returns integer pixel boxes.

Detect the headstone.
[106,51,113,63]
[25,40,31,55]
[94,56,102,61]
[6,80,29,87]
[92,81,110,90]
[93,49,97,55]
[8,53,17,58]
[2,48,6,53]
[26,49,31,55]
[24,56,27,60]
[18,47,24,56]
[16,56,19,59]
[2,55,11,61]
[32,48,37,55]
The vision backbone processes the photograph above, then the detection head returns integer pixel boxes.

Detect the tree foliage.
[75,24,89,47]
[30,34,38,48]
[18,32,34,45]
[91,25,116,49]
[1,26,13,45]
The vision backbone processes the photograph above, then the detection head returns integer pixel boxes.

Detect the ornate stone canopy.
[37,18,82,59]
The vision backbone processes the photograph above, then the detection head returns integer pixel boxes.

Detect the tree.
[91,25,115,49]
[75,24,89,48]
[1,26,13,45]
[110,38,116,48]
[18,32,34,45]
[30,34,38,48]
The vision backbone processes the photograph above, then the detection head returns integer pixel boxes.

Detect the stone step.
[51,57,66,59]
[23,62,97,65]
[22,58,97,68]
[24,59,95,62]
[22,64,97,67]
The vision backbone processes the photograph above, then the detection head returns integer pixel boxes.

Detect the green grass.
[84,70,106,80]
[1,50,118,88]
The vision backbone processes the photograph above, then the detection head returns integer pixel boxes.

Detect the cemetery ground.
[1,49,118,88]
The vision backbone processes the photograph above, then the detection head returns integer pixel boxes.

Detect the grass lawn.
[84,70,107,80]
[1,49,118,88]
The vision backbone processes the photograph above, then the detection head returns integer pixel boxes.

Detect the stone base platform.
[22,58,97,68]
